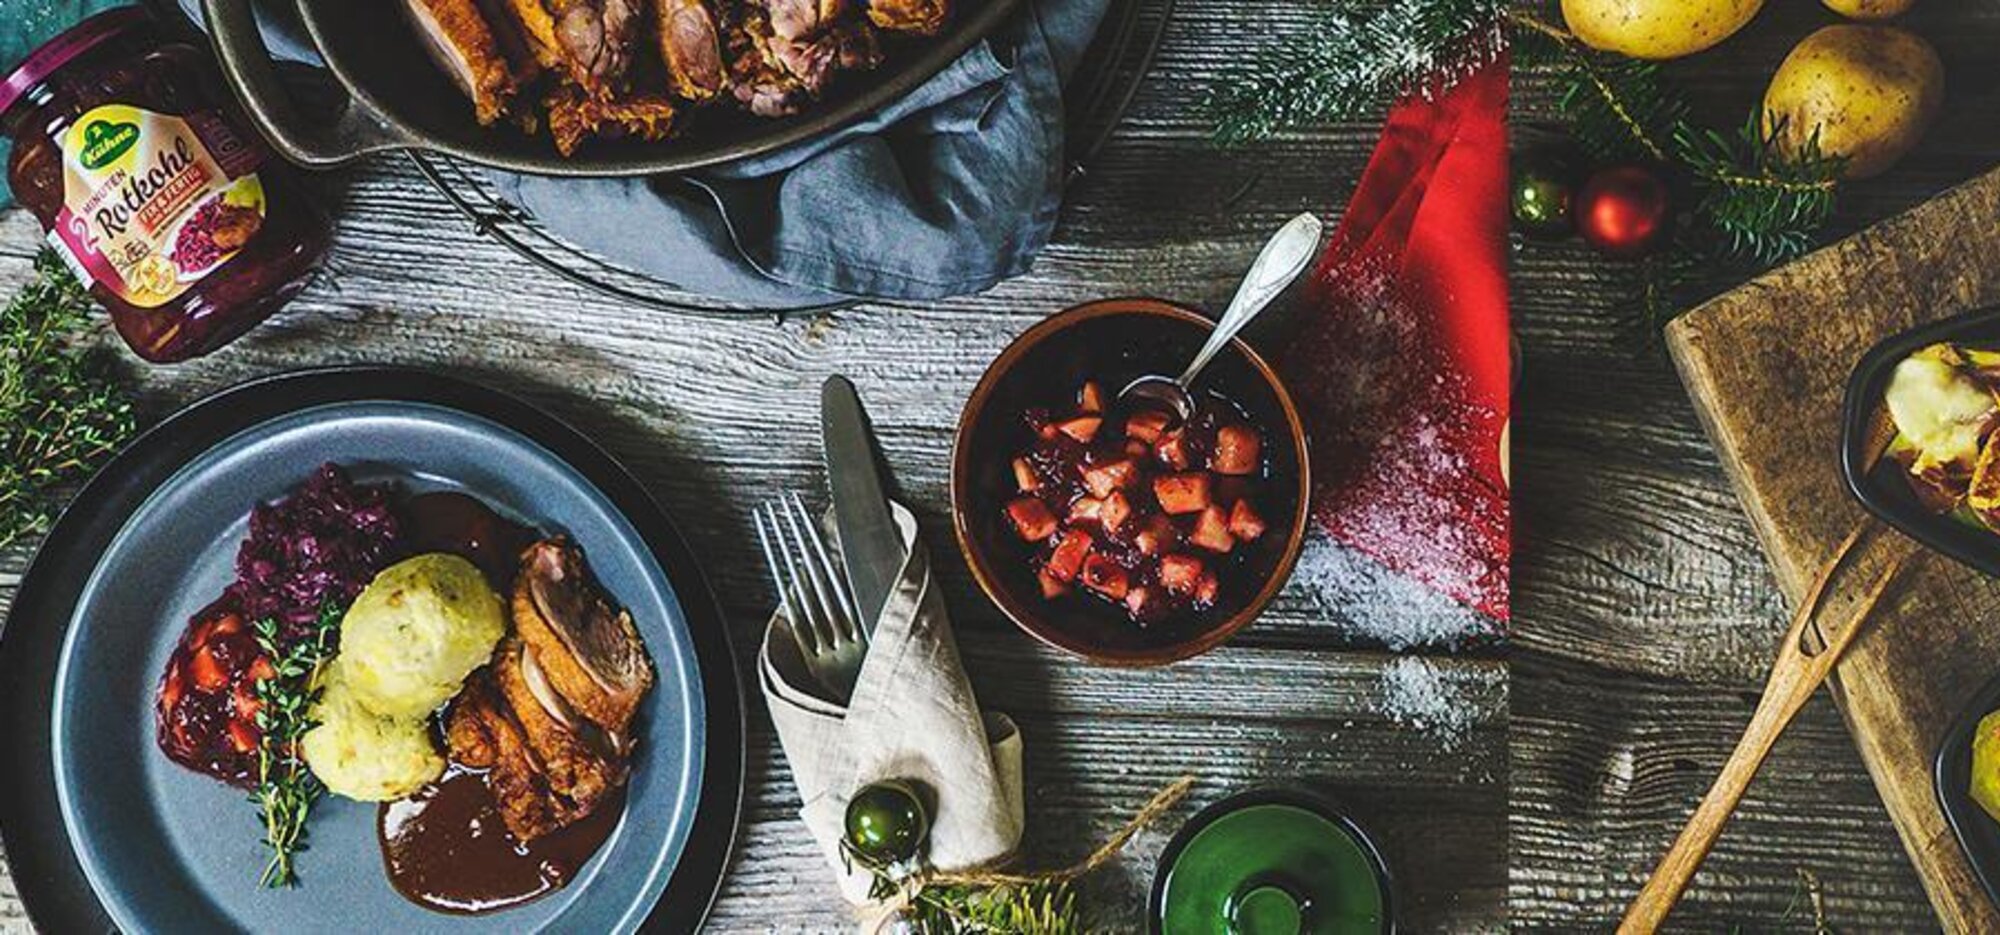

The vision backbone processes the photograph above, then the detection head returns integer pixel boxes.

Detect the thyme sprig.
[250,601,343,888]
[0,250,136,551]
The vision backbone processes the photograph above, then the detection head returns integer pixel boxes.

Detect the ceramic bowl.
[950,297,1310,666]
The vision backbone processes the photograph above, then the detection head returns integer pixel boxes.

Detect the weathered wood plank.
[0,0,1509,924]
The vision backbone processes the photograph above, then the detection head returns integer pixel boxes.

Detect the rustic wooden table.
[0,2,1508,931]
[1513,2,2000,931]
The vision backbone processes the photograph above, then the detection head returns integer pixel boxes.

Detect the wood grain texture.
[1664,165,2000,932]
[0,0,1507,928]
[1512,1,2000,929]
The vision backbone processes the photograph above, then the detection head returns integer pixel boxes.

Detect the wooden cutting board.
[1666,165,2000,931]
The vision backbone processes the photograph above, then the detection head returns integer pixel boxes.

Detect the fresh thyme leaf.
[0,250,137,552]
[250,600,344,887]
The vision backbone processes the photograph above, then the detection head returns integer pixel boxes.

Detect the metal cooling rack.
[407,0,1176,319]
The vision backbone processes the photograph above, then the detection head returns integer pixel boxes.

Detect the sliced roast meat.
[445,678,586,841]
[656,0,729,102]
[492,637,625,813]
[512,538,655,737]
[487,0,643,94]
[552,0,646,89]
[721,4,809,116]
[763,0,848,41]
[544,85,678,155]
[403,0,529,124]
[866,0,946,35]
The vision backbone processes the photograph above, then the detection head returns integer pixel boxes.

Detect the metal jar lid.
[0,7,153,118]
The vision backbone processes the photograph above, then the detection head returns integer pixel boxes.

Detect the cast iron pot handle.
[200,0,413,167]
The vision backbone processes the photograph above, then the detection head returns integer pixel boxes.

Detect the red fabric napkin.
[1286,55,1511,622]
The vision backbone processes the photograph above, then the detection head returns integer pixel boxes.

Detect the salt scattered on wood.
[1375,656,1503,751]
[1293,531,1498,651]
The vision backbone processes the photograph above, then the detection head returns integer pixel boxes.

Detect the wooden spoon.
[1619,497,1914,932]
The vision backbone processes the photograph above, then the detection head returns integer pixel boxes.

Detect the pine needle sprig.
[1512,10,1843,332]
[0,250,137,551]
[1678,115,1843,267]
[1202,0,1506,144]
[251,600,343,888]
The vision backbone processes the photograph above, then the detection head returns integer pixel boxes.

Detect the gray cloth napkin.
[151,0,1106,307]
[760,502,1024,904]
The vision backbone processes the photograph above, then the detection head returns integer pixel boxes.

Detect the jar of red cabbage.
[1,8,328,363]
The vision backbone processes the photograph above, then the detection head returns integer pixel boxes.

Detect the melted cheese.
[1886,347,1996,472]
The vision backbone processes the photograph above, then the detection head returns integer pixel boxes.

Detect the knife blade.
[822,376,904,635]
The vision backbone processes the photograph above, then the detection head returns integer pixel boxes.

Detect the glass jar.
[1,7,329,363]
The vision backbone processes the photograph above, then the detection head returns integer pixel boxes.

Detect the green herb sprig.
[250,601,343,888]
[0,250,136,551]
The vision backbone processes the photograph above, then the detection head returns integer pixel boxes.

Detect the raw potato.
[301,682,445,801]
[1561,0,1764,60]
[1763,24,1943,179]
[1822,0,1915,19]
[333,552,507,720]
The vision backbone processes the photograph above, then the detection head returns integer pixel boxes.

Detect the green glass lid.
[1150,789,1393,935]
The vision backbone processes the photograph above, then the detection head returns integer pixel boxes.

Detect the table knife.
[822,376,905,635]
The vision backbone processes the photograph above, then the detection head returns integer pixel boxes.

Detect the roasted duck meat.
[865,0,946,35]
[491,0,645,94]
[721,4,808,117]
[444,537,654,843]
[656,0,729,102]
[771,20,880,96]
[446,678,592,840]
[544,84,678,155]
[512,538,655,740]
[721,4,878,116]
[764,0,848,41]
[403,0,535,124]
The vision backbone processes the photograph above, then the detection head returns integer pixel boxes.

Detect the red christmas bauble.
[1575,165,1671,258]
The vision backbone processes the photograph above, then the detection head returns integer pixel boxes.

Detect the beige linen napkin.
[759,502,1026,904]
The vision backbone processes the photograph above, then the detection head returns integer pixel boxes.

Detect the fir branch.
[1676,114,1843,266]
[1510,9,1843,331]
[1203,0,1506,144]
[0,251,137,551]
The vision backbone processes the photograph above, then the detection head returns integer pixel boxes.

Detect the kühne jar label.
[50,103,267,308]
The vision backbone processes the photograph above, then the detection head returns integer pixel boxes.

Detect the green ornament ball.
[1511,163,1574,238]
[845,780,930,863]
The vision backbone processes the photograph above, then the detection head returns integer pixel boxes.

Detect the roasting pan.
[199,0,1022,176]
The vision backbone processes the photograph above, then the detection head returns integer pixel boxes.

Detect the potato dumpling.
[300,683,445,801]
[1763,24,1943,180]
[334,553,506,720]
[1822,0,1915,19]
[1561,0,1764,60]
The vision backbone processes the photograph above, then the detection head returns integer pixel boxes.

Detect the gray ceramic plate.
[16,374,732,933]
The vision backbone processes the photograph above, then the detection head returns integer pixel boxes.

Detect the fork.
[754,492,869,703]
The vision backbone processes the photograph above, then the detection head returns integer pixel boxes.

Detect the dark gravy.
[402,491,537,592]
[378,765,624,915]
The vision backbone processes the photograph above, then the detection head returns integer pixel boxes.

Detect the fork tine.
[788,492,867,643]
[779,497,855,646]
[772,500,841,653]
[756,503,820,655]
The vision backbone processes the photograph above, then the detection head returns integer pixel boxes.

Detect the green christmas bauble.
[1511,162,1574,238]
[845,780,930,863]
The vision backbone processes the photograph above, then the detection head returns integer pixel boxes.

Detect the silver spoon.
[1118,211,1324,422]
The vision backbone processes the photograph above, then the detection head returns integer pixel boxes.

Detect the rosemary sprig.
[0,250,136,551]
[250,601,343,888]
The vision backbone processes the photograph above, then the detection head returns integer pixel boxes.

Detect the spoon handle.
[1180,212,1325,386]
